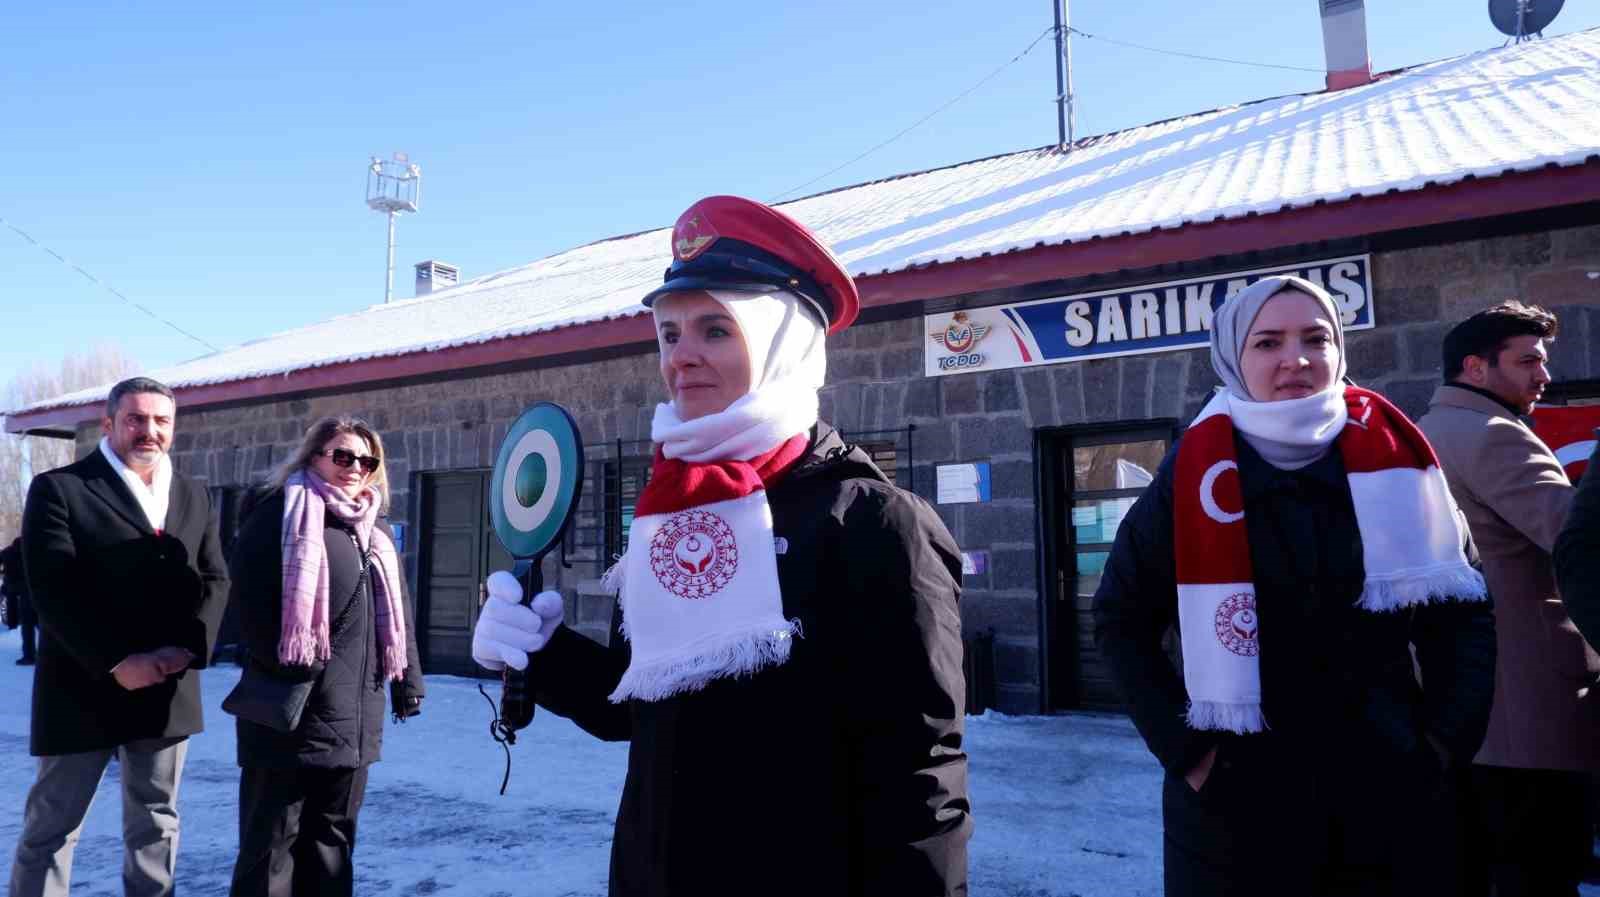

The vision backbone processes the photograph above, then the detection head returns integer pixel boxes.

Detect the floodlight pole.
[366,155,420,304]
[385,209,397,305]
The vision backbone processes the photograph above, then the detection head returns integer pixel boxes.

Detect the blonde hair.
[268,416,390,513]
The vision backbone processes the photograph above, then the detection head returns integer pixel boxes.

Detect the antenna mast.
[1053,1,1076,150]
[366,153,422,304]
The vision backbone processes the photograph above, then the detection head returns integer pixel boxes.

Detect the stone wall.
[811,222,1600,712]
[66,222,1600,715]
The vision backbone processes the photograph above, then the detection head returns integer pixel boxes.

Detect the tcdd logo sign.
[938,353,987,371]
[930,311,991,371]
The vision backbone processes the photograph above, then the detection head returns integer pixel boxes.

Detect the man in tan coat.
[1418,301,1594,897]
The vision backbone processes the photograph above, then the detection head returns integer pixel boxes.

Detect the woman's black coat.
[1555,438,1600,648]
[527,423,971,897]
[1092,434,1496,891]
[229,489,425,769]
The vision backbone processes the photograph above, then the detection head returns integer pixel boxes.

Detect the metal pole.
[1514,0,1528,41]
[1063,0,1075,146]
[1052,0,1066,148]
[385,209,396,304]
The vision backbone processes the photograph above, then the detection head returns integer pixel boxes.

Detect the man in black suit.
[10,377,229,897]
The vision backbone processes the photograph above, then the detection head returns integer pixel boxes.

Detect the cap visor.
[642,276,785,307]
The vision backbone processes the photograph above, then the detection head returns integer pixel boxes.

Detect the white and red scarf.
[1176,385,1487,733]
[606,288,825,702]
[606,433,809,702]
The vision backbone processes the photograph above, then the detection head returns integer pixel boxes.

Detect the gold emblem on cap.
[674,215,716,260]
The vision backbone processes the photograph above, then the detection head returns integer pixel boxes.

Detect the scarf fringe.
[1356,563,1489,612]
[1187,700,1266,734]
[382,644,408,683]
[278,623,329,666]
[607,620,799,703]
[600,555,626,596]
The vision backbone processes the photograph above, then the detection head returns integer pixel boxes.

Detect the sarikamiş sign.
[924,255,1374,377]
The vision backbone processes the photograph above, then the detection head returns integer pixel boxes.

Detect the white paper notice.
[937,464,981,504]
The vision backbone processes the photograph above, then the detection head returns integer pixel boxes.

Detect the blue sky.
[3,1,1597,396]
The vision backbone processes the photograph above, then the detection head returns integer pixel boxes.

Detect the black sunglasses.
[317,448,380,473]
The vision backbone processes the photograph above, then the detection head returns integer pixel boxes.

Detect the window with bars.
[569,441,653,579]
[575,428,917,579]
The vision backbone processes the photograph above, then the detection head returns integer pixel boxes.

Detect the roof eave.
[9,158,1599,435]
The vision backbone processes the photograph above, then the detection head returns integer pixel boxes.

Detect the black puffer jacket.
[1094,434,1497,778]
[1555,436,1600,649]
[527,423,971,897]
[229,489,425,769]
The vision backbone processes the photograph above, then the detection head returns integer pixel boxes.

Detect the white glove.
[471,571,564,672]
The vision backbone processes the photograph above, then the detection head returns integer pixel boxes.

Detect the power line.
[772,26,1058,202]
[1065,26,1325,74]
[0,216,220,354]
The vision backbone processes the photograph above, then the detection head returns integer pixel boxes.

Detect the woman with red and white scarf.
[471,196,971,896]
[1093,276,1495,897]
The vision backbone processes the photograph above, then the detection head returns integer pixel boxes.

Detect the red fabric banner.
[1530,405,1600,484]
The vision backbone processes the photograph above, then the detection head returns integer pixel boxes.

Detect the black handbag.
[223,538,369,733]
[222,664,316,733]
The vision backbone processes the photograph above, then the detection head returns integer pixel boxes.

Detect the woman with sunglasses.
[225,416,424,896]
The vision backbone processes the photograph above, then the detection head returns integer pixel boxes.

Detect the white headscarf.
[651,290,826,462]
[1206,275,1350,470]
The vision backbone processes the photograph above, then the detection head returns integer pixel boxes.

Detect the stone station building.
[10,32,1600,714]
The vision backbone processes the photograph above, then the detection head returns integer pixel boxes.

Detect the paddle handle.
[499,557,542,735]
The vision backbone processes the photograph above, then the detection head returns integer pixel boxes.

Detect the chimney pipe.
[414,260,459,297]
[1319,0,1373,90]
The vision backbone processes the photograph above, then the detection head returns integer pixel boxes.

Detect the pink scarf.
[280,469,409,681]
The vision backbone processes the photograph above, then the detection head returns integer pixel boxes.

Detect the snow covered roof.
[18,29,1600,418]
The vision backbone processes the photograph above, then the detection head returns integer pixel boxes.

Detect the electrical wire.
[1065,26,1325,74]
[1,216,221,353]
[771,21,1324,203]
[771,26,1057,202]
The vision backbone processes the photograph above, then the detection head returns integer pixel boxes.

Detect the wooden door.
[418,471,511,675]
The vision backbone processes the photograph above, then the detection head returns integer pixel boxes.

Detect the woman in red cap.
[472,196,971,895]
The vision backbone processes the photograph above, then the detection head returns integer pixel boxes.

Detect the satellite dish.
[1489,0,1564,41]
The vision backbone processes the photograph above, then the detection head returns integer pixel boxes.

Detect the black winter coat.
[1555,436,1600,650]
[22,450,229,755]
[1,538,35,627]
[229,489,425,769]
[1094,436,1496,891]
[527,424,971,897]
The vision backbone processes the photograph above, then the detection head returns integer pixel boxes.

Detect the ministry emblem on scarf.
[1214,593,1259,657]
[650,509,740,599]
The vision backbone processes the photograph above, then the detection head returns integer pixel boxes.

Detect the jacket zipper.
[349,530,369,767]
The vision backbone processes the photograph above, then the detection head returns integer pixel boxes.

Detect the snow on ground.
[0,629,1163,896]
[2,626,1597,896]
